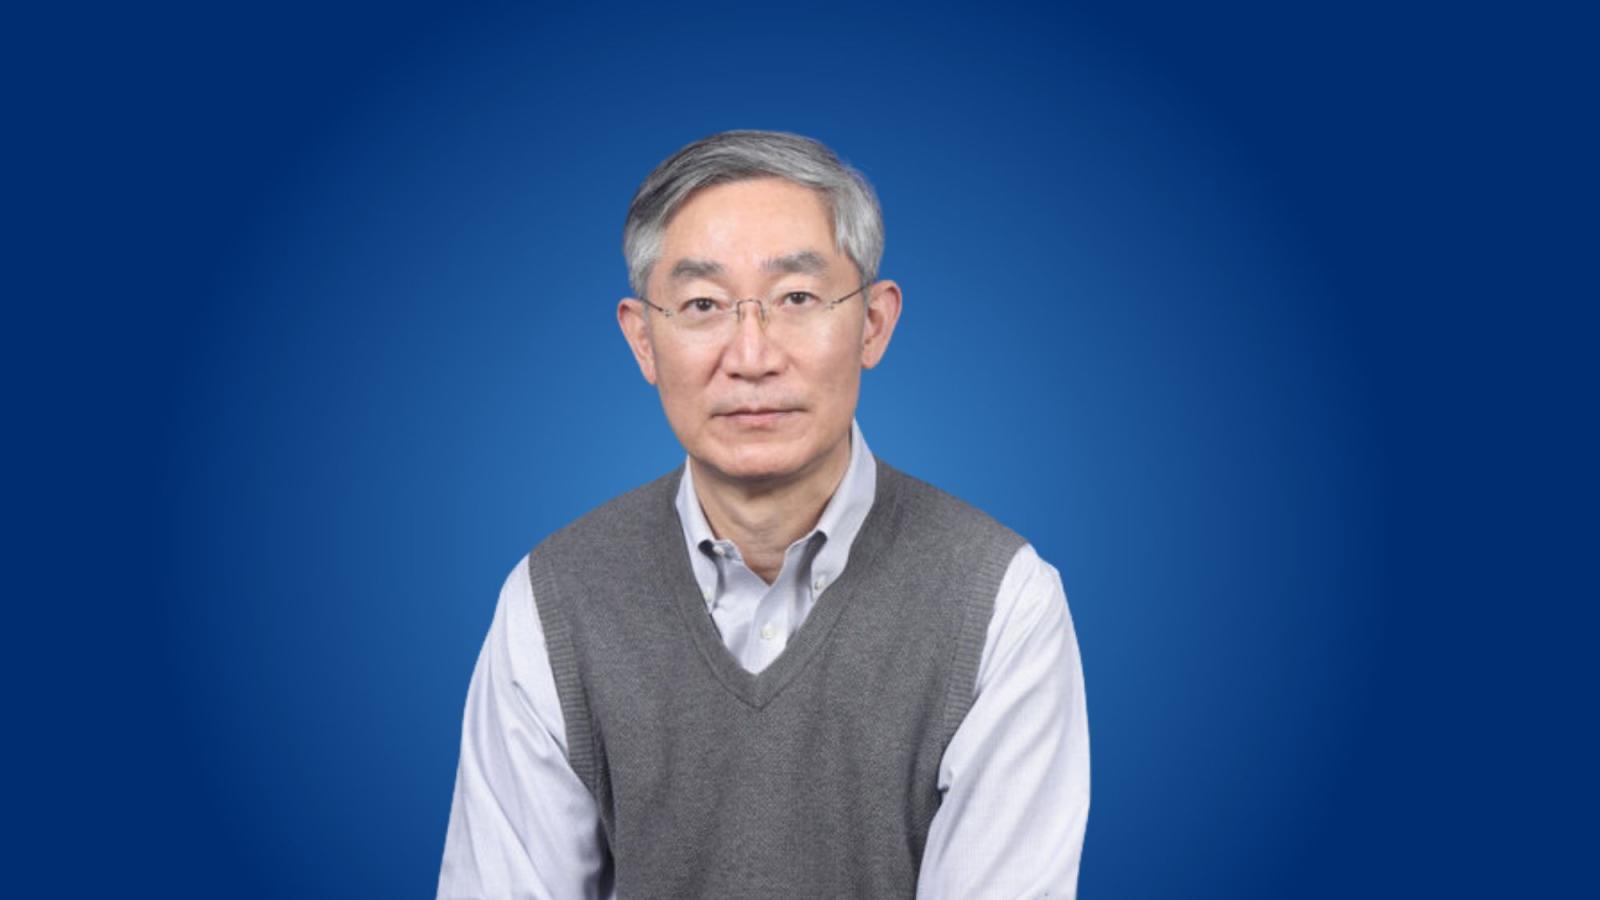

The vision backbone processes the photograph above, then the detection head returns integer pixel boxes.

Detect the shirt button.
[702,589,713,603]
[712,545,726,556]
[813,575,828,592]
[759,623,776,641]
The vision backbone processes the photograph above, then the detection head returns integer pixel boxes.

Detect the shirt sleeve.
[916,543,1092,899]
[437,558,614,900]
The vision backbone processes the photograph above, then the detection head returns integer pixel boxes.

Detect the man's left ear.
[860,280,902,369]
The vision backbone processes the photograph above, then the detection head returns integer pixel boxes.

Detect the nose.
[722,298,783,379]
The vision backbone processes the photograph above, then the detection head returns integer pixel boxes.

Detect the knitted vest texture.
[526,459,1024,899]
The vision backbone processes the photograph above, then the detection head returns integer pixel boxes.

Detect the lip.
[717,408,799,427]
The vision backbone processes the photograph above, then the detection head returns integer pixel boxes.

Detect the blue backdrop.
[11,1,1593,897]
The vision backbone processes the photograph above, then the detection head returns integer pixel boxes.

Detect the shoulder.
[992,543,1071,636]
[876,460,1027,559]
[529,467,682,560]
[481,552,553,691]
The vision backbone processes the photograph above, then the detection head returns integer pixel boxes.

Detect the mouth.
[716,407,801,427]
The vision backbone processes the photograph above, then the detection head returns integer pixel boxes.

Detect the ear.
[859,280,902,370]
[617,298,659,385]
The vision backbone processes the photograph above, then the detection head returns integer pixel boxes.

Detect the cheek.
[654,351,716,413]
[653,345,693,385]
[812,349,862,407]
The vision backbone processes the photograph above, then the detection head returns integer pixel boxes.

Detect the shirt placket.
[706,534,829,674]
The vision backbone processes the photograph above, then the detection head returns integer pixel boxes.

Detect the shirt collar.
[675,419,878,603]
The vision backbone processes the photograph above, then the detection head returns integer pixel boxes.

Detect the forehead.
[660,177,837,262]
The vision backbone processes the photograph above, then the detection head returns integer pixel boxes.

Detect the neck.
[691,433,852,584]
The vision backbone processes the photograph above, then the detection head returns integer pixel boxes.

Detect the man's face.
[619,177,900,489]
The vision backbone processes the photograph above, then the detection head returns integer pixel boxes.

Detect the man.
[438,130,1089,898]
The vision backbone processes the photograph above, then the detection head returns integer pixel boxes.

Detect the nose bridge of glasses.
[732,297,769,326]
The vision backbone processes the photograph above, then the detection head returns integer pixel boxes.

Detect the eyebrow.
[762,250,829,276]
[665,250,830,283]
[668,258,724,281]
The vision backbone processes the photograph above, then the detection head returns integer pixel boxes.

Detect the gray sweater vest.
[526,459,1024,898]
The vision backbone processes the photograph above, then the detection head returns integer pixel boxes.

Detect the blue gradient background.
[10,1,1594,897]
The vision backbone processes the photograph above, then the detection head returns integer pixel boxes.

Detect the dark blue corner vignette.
[8,1,1594,897]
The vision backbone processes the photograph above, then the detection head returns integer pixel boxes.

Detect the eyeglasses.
[638,283,871,342]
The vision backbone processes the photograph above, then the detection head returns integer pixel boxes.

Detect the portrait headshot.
[15,2,1586,899]
[434,131,1092,898]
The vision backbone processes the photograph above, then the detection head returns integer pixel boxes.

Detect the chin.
[714,449,807,483]
[681,415,850,487]
[701,440,816,485]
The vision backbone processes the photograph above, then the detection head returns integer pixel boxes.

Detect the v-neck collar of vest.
[654,457,905,711]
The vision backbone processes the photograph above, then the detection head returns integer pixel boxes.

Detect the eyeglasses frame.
[637,281,873,333]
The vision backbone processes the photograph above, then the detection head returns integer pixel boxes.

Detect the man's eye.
[781,292,820,307]
[682,298,722,315]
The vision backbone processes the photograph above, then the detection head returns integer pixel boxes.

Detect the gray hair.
[622,130,885,297]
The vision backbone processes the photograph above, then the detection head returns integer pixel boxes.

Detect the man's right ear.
[617,299,659,385]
